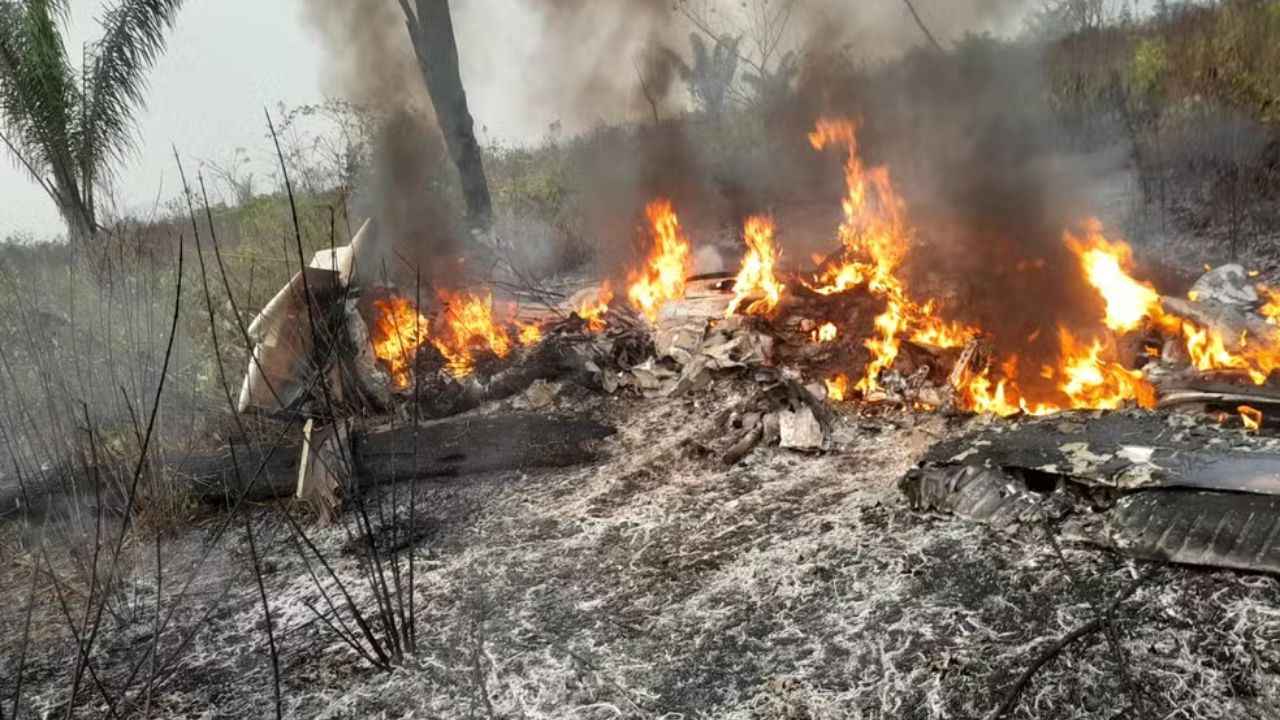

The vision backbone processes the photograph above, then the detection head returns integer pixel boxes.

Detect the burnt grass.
[4,384,1280,719]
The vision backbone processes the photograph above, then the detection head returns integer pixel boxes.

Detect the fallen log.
[178,412,615,505]
[3,413,614,522]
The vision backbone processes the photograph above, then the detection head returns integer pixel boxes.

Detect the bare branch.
[633,58,660,125]
[901,0,944,51]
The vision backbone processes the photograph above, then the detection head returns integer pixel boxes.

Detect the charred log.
[415,339,589,419]
[3,414,615,519]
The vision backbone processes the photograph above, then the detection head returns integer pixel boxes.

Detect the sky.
[0,0,598,240]
[1,0,329,240]
[0,0,1158,241]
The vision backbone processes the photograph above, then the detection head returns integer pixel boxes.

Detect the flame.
[1060,225,1280,385]
[806,118,978,395]
[1055,328,1156,410]
[826,374,849,402]
[727,216,785,317]
[371,298,431,389]
[958,370,1022,417]
[516,320,543,346]
[1181,320,1280,385]
[431,289,513,377]
[1240,405,1263,430]
[1064,220,1162,333]
[575,281,613,333]
[1260,285,1280,325]
[628,200,692,323]
[812,322,838,343]
[948,222,1164,415]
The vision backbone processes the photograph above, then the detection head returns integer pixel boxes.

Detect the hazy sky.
[1,0,1145,241]
[0,0,609,240]
[0,0,330,239]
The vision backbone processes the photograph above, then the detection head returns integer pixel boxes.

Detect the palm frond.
[0,0,80,201]
[79,0,184,184]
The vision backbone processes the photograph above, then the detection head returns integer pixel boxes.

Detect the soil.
[4,380,1279,719]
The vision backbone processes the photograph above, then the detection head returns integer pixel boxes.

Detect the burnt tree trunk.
[1,414,614,520]
[174,412,614,504]
[403,0,493,230]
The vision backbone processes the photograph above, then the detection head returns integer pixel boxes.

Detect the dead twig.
[633,58,660,125]
[985,565,1157,720]
[900,0,943,51]
[722,426,764,465]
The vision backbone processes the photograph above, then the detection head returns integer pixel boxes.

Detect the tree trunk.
[405,0,493,231]
[2,413,615,521]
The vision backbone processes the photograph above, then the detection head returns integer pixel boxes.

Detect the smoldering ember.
[5,2,1280,720]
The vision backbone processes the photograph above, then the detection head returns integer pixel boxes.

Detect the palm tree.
[0,0,185,244]
[681,32,741,116]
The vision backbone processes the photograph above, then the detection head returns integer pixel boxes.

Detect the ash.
[5,383,1280,720]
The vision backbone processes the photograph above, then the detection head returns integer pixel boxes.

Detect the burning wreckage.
[237,118,1280,574]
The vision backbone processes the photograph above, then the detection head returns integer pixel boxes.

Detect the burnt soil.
[3,382,1280,719]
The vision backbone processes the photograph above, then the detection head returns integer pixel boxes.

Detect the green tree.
[0,0,185,244]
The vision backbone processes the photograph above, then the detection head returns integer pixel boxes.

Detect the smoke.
[296,0,1135,317]
[487,0,684,131]
[824,36,1137,381]
[356,110,461,288]
[793,0,1031,60]
[299,0,429,112]
[301,0,464,288]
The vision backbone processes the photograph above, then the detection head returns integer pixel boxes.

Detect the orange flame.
[431,289,513,377]
[628,200,692,323]
[1064,220,1162,333]
[516,320,543,346]
[727,215,784,317]
[575,281,613,333]
[1240,405,1263,430]
[807,118,976,395]
[826,374,849,402]
[1063,224,1280,385]
[1055,328,1156,410]
[371,298,431,389]
[952,223,1163,416]
[1260,285,1280,325]
[804,120,1160,414]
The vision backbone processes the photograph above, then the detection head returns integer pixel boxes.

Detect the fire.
[1063,222,1280,385]
[628,200,692,323]
[575,282,613,333]
[1055,329,1156,410]
[432,289,513,377]
[807,118,977,395]
[516,320,543,346]
[826,374,849,402]
[1259,286,1280,325]
[727,216,784,317]
[812,322,838,343]
[371,298,431,389]
[802,120,1168,414]
[1240,405,1263,430]
[1064,220,1162,333]
[958,370,1022,417]
[369,290,533,384]
[951,223,1163,416]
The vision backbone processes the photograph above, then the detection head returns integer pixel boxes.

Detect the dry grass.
[9,378,1273,718]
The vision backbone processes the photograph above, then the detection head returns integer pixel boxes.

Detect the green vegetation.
[0,0,186,244]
